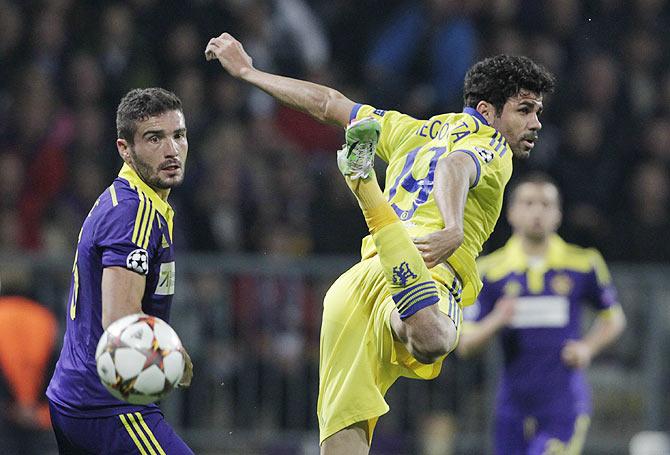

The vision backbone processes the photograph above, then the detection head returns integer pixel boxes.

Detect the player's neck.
[519,236,549,257]
[154,188,170,201]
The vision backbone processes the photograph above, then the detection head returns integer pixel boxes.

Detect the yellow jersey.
[350,104,513,306]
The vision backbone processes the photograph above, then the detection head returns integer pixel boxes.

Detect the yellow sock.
[344,175,397,234]
[373,222,439,319]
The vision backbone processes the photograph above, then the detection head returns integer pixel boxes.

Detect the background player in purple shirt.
[46,88,194,454]
[458,172,626,455]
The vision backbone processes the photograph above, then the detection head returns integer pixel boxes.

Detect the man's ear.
[476,101,497,125]
[117,139,131,162]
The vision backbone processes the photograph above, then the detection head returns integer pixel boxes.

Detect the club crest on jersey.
[503,280,522,297]
[474,146,494,163]
[126,249,149,275]
[550,273,573,296]
[392,261,418,287]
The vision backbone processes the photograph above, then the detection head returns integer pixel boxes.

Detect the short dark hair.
[116,88,183,144]
[463,55,555,113]
[507,171,562,208]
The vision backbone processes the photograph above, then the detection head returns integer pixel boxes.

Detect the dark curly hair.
[116,88,183,144]
[463,55,555,113]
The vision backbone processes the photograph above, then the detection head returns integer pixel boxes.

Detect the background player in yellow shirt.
[205,32,554,454]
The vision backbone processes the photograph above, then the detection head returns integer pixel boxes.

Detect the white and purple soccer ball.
[95,313,185,405]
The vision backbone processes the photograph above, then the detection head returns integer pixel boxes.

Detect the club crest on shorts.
[126,249,149,275]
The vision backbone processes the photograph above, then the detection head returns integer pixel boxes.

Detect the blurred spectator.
[4,65,75,250]
[0,276,58,454]
[364,0,479,114]
[616,161,670,262]
[551,109,623,252]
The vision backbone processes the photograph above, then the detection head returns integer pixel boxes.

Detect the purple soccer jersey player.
[47,88,194,454]
[458,173,626,455]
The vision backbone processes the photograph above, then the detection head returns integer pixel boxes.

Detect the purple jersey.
[466,235,619,417]
[47,164,177,417]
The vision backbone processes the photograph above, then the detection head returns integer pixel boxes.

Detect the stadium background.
[0,0,669,453]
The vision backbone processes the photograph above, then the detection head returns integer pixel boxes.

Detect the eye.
[148,135,160,144]
[174,131,186,140]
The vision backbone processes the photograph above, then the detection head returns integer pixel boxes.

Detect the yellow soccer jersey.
[350,104,513,306]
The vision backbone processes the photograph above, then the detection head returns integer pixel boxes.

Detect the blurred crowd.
[1,0,670,262]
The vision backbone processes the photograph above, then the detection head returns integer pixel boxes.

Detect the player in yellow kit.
[205,32,555,454]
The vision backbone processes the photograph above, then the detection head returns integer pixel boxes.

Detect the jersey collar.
[503,234,567,269]
[118,163,174,221]
[463,107,489,126]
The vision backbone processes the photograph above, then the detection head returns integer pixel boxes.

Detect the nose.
[529,113,542,131]
[164,138,179,157]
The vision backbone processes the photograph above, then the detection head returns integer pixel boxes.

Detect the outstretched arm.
[205,32,355,128]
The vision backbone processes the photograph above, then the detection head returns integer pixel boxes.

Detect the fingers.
[205,33,235,60]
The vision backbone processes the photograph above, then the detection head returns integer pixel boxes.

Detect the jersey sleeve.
[585,248,619,311]
[94,199,156,276]
[349,103,423,163]
[440,119,512,191]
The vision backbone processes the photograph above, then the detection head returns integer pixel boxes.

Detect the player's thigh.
[117,411,194,455]
[528,413,590,455]
[493,410,527,455]
[321,260,387,358]
[49,404,192,455]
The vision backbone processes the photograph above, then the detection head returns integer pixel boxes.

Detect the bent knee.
[407,315,458,364]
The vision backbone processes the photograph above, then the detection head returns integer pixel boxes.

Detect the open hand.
[491,296,517,328]
[178,347,193,388]
[561,340,592,369]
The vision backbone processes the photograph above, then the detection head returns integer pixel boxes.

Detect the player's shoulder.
[477,247,510,277]
[90,178,145,222]
[558,240,609,272]
[561,240,602,260]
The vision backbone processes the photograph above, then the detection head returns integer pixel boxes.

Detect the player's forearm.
[101,267,146,328]
[240,68,354,127]
[457,317,504,358]
[582,306,626,358]
[434,154,475,237]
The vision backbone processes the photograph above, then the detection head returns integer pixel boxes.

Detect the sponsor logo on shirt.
[155,262,176,296]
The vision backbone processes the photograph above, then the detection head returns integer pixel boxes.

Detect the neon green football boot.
[337,117,381,180]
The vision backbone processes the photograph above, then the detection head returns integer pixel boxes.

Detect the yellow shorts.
[317,256,463,444]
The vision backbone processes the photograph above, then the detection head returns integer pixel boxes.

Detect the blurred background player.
[457,172,626,455]
[46,88,194,454]
[205,32,554,454]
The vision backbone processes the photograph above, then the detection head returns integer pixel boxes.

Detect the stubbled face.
[491,90,544,158]
[508,182,561,241]
[117,110,188,193]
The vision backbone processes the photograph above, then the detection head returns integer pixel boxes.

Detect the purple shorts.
[49,401,194,454]
[494,409,590,455]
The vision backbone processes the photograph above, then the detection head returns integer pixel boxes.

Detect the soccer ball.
[95,313,185,405]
